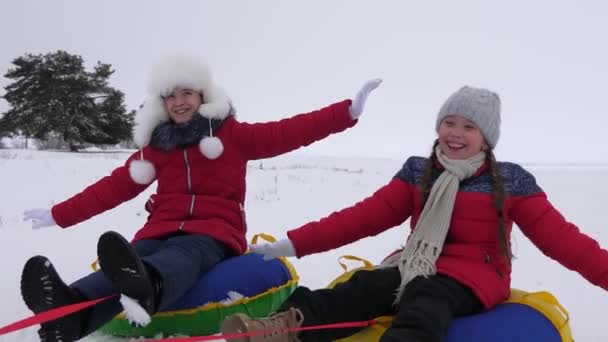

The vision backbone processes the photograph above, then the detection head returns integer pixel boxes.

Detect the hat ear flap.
[130,97,163,184]
[133,96,168,148]
[198,86,231,120]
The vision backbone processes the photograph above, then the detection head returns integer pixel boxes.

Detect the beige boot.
[221,307,304,342]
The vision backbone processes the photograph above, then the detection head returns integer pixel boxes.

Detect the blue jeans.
[71,233,230,334]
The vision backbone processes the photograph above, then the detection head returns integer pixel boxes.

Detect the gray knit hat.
[435,86,501,148]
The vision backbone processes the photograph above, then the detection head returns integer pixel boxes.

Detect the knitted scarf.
[391,146,486,303]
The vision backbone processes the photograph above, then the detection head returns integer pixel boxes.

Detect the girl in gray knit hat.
[221,86,608,342]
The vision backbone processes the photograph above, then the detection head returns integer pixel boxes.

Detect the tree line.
[0,50,135,151]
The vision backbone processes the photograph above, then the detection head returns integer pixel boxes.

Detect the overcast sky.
[1,0,607,164]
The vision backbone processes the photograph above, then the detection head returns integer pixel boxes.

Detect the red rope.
[145,319,378,341]
[0,295,116,336]
[0,295,376,341]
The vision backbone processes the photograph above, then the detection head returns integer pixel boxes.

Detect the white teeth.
[447,143,464,149]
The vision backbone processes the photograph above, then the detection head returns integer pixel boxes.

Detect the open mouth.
[173,108,190,115]
[446,142,465,150]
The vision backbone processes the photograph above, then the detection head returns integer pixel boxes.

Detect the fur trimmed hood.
[133,54,232,148]
[129,54,233,185]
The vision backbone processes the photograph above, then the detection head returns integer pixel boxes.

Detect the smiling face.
[163,87,203,124]
[437,115,488,159]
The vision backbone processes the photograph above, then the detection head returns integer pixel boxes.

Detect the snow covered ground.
[0,149,607,341]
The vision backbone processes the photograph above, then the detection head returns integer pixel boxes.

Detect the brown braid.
[486,149,512,260]
[420,140,441,205]
[420,141,512,260]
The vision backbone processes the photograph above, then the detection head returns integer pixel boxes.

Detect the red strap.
[0,295,375,341]
[145,319,377,341]
[0,295,116,336]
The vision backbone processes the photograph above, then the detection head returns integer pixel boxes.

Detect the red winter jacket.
[51,100,355,255]
[287,156,608,308]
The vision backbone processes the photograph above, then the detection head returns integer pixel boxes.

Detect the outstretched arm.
[48,151,156,228]
[231,79,382,160]
[252,177,413,260]
[512,175,608,290]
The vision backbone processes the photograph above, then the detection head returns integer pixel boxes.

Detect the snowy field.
[0,149,607,341]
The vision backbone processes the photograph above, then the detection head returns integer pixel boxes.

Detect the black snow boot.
[20,255,88,342]
[97,231,159,314]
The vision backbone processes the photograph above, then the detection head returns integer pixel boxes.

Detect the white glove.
[23,208,56,229]
[349,78,383,120]
[250,238,297,261]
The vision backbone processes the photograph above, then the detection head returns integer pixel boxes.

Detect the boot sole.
[97,231,154,302]
[20,255,84,342]
[21,255,64,313]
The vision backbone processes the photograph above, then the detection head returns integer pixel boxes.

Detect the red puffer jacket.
[287,156,608,308]
[52,100,355,255]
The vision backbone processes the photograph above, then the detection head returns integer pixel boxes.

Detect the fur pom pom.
[119,294,151,327]
[199,136,224,160]
[129,159,156,184]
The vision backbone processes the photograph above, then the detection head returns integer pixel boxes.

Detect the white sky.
[1,0,607,163]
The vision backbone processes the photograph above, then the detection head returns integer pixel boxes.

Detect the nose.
[174,94,186,105]
[447,126,463,138]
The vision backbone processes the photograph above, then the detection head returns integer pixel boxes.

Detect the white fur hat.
[129,54,231,184]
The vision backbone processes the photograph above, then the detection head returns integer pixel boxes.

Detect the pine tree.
[0,50,134,151]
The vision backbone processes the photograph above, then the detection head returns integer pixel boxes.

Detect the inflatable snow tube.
[329,256,573,342]
[99,234,299,338]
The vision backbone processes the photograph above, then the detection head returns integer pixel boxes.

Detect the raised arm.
[231,79,382,160]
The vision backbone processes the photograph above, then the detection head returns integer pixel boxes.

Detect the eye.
[465,124,476,130]
[184,90,194,96]
[166,94,175,99]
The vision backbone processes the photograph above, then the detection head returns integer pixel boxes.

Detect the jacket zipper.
[239,202,247,230]
[179,149,194,231]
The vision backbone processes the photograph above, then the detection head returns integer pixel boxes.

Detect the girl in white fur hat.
[19,53,382,342]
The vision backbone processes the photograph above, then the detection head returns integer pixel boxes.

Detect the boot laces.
[260,308,304,341]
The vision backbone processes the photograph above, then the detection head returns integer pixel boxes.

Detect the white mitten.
[250,238,297,261]
[349,78,383,120]
[23,208,56,229]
